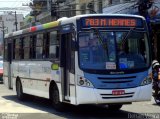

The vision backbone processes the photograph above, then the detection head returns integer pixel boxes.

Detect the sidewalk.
[0,84,46,113]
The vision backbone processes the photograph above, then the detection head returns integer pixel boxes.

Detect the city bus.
[3,14,152,111]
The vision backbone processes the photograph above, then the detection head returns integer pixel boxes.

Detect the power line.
[0,0,30,2]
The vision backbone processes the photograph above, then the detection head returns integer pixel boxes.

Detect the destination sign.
[81,17,143,28]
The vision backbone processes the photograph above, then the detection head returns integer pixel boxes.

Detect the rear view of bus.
[75,15,152,109]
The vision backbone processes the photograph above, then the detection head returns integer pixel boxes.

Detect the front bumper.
[76,84,152,105]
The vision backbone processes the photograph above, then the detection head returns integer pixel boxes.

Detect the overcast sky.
[0,0,31,16]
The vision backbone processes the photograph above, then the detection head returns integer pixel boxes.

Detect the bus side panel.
[3,61,13,89]
[69,73,76,104]
[3,62,9,88]
[12,61,19,91]
[51,67,62,102]
[13,61,52,99]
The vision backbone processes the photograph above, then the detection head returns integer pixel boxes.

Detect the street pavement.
[0,83,160,119]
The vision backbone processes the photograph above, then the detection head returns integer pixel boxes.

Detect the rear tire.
[108,104,123,111]
[51,85,65,111]
[16,79,24,100]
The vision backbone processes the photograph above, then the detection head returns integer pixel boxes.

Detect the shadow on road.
[152,103,160,106]
[2,95,152,119]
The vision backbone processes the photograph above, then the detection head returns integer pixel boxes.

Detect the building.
[22,0,136,28]
[0,12,24,34]
[0,12,24,56]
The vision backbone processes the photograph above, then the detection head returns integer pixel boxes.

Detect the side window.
[23,36,30,59]
[30,35,36,59]
[36,33,43,59]
[43,32,49,58]
[49,31,59,58]
[15,38,20,59]
[20,38,24,59]
[12,39,15,60]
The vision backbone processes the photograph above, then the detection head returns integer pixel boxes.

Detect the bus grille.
[100,92,134,99]
[98,76,136,80]
[97,76,136,86]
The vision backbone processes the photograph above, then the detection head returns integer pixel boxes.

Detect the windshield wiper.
[121,27,136,47]
[92,28,109,56]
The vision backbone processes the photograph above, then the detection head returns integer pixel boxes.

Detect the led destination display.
[81,17,143,28]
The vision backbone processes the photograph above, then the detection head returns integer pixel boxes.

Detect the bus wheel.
[16,79,24,100]
[108,104,123,111]
[51,85,65,111]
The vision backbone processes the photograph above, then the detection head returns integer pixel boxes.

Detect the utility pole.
[0,21,5,39]
[14,11,18,31]
[0,20,5,56]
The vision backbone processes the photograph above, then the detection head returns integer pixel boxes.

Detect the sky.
[0,0,32,17]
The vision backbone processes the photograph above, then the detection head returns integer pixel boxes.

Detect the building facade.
[0,12,24,34]
[0,12,24,55]
[22,0,135,28]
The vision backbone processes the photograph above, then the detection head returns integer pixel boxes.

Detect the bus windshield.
[78,30,150,72]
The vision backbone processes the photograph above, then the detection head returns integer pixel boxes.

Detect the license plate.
[112,90,125,95]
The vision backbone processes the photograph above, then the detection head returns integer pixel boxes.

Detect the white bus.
[3,14,152,111]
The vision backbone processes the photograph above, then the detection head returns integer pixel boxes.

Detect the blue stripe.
[84,71,148,89]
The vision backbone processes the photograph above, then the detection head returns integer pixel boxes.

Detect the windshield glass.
[78,30,150,71]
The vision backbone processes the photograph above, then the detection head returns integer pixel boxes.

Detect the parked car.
[0,59,3,82]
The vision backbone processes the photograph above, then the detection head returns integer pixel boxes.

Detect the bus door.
[60,28,75,102]
[60,33,71,101]
[7,42,13,89]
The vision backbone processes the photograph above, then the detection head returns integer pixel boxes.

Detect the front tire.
[16,79,24,100]
[51,85,65,111]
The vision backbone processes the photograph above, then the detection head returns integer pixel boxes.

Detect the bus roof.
[5,20,60,38]
[5,14,145,38]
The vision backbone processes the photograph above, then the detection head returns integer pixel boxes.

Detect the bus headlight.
[77,76,94,88]
[141,76,152,86]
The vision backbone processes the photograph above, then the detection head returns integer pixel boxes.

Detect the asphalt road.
[0,83,160,119]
